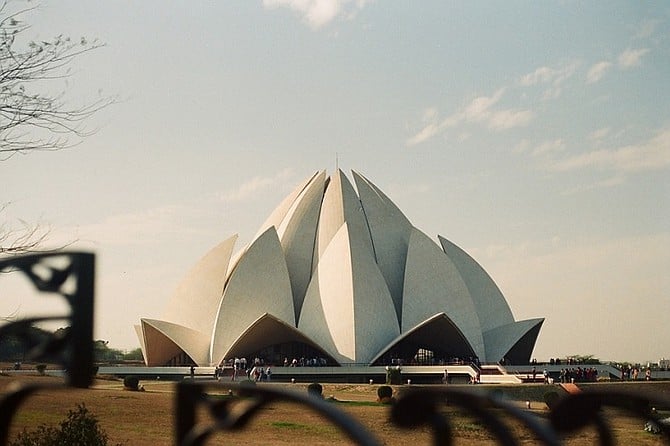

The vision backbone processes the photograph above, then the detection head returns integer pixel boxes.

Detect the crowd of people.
[218,355,335,381]
[283,357,329,367]
[558,367,599,383]
[390,356,481,367]
[220,358,273,381]
[617,365,652,381]
[213,354,658,384]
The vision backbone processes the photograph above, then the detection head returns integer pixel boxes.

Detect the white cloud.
[531,139,565,157]
[406,122,440,146]
[421,107,438,121]
[585,48,647,83]
[513,139,564,158]
[221,168,294,202]
[463,88,505,121]
[487,109,534,130]
[618,48,650,69]
[588,127,611,141]
[541,86,563,101]
[262,0,370,29]
[586,61,612,84]
[407,88,532,145]
[519,61,579,99]
[593,176,626,188]
[406,107,443,146]
[549,128,670,173]
[520,66,555,86]
[560,175,627,195]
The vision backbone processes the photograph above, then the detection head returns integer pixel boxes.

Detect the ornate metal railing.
[1,252,669,445]
[0,252,94,445]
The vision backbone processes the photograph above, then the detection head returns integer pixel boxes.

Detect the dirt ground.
[1,373,669,445]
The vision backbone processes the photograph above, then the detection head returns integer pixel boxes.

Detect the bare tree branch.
[1,1,113,253]
[0,208,47,255]
[0,1,115,159]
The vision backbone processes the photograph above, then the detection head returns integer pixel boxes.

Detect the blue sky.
[2,1,669,363]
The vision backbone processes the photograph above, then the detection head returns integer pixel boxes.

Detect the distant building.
[135,170,544,367]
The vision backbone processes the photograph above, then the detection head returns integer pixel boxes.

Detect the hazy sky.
[2,1,669,364]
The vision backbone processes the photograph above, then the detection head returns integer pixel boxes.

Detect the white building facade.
[136,170,544,367]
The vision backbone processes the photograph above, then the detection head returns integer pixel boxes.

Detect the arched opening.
[238,341,338,367]
[163,351,196,367]
[371,313,477,366]
[221,313,338,367]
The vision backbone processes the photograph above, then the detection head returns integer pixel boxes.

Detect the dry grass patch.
[2,375,670,445]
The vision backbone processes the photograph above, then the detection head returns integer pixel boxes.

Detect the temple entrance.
[228,341,338,367]
[163,351,195,366]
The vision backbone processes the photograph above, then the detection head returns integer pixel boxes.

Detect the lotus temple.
[135,170,544,370]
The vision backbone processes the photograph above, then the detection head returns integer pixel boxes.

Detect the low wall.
[96,365,479,384]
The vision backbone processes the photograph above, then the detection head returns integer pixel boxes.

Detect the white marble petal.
[210,227,295,365]
[403,228,485,359]
[439,235,514,332]
[162,234,238,337]
[140,318,210,366]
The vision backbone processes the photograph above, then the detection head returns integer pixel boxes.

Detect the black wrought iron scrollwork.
[0,252,95,388]
[549,389,670,445]
[391,387,670,446]
[392,387,560,446]
[173,383,670,445]
[0,252,95,446]
[175,381,383,446]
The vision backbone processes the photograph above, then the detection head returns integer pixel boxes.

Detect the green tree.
[569,354,600,365]
[0,324,50,361]
[93,339,123,363]
[122,348,144,361]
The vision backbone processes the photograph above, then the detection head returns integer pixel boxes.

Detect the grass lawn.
[2,373,669,445]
